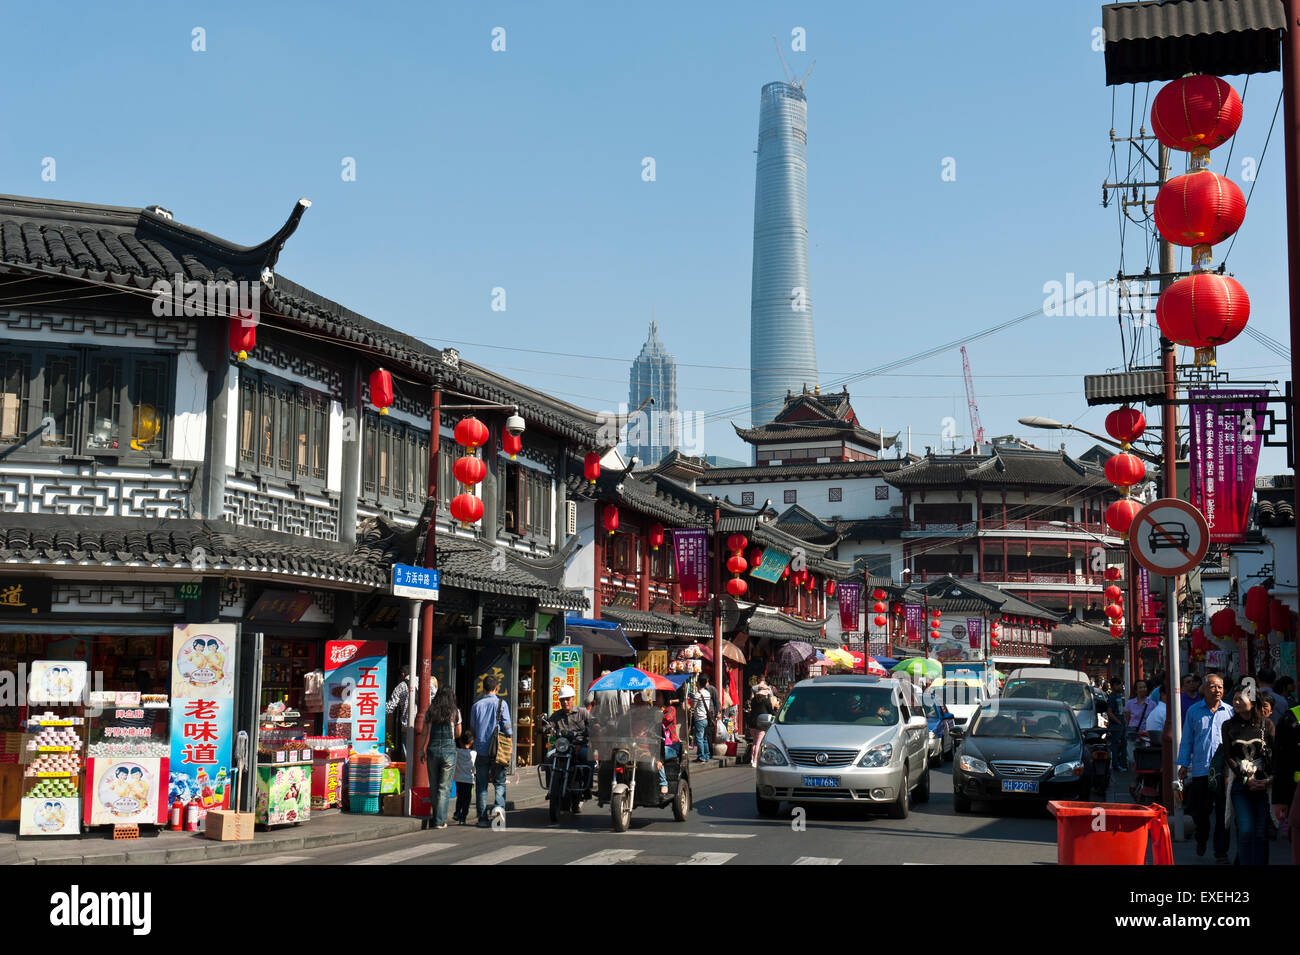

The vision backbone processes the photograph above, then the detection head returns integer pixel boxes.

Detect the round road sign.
[1129,498,1210,576]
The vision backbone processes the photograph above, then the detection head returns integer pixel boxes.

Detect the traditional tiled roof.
[599,607,711,638]
[1103,0,1284,84]
[906,576,1061,623]
[1051,621,1117,647]
[771,504,840,544]
[836,517,905,540]
[698,458,910,484]
[732,420,894,449]
[885,449,1109,491]
[435,538,587,609]
[743,610,831,644]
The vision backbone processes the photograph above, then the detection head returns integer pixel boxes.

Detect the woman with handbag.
[1218,684,1275,865]
[418,684,461,830]
[749,680,778,768]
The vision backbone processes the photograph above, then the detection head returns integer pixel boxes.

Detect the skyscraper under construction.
[749,81,819,427]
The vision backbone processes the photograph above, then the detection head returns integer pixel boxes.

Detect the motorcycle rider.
[544,685,594,768]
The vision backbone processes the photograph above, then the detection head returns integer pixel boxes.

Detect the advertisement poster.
[20,797,80,836]
[170,624,235,805]
[751,547,792,584]
[257,763,312,825]
[905,604,923,644]
[670,529,709,604]
[27,660,87,705]
[837,581,861,634]
[323,640,389,755]
[1138,567,1160,634]
[85,757,168,825]
[966,618,983,650]
[1188,389,1268,544]
[548,645,583,714]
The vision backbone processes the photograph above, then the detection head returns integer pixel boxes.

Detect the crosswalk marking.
[348,843,458,865]
[567,849,643,865]
[679,852,735,865]
[791,856,842,865]
[453,844,545,865]
[243,855,310,865]
[502,827,754,840]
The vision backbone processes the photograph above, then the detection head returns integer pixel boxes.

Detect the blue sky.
[2,1,1290,471]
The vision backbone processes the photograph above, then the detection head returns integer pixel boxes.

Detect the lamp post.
[1017,416,1160,463]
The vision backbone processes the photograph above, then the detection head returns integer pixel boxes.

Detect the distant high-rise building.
[627,320,678,465]
[749,81,819,427]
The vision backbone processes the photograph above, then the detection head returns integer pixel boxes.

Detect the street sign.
[176,582,202,601]
[391,564,439,601]
[1129,498,1210,577]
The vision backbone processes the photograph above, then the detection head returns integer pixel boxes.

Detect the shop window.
[605,532,637,573]
[500,460,552,540]
[0,344,172,458]
[238,368,329,487]
[649,544,674,580]
[860,552,891,578]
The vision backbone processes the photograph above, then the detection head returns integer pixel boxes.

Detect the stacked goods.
[345,753,385,813]
[28,711,84,726]
[87,740,168,758]
[26,778,78,799]
[27,726,82,750]
[25,752,82,776]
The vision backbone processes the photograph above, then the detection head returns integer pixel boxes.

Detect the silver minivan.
[754,675,931,819]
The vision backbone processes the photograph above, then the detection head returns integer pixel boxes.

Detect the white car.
[927,677,989,726]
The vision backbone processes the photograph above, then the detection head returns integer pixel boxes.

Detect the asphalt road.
[199,762,1063,865]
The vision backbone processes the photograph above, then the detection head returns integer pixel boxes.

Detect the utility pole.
[414,387,442,795]
[1284,0,1300,646]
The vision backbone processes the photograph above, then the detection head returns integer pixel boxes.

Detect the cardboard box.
[205,809,255,841]
[380,793,405,816]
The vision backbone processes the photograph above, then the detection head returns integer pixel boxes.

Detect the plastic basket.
[349,794,381,814]
[1047,800,1173,865]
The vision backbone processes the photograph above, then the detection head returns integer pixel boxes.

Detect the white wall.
[224,365,239,470]
[703,475,898,519]
[170,351,207,462]
[564,501,597,612]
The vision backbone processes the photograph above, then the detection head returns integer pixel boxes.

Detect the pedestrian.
[1108,682,1128,771]
[386,664,410,761]
[588,670,629,732]
[1256,669,1288,725]
[1180,675,1201,720]
[692,680,714,763]
[1142,679,1170,738]
[452,731,476,825]
[1125,680,1153,766]
[1177,673,1235,862]
[1271,692,1300,863]
[1217,684,1274,865]
[749,679,777,768]
[470,674,511,827]
[418,683,460,830]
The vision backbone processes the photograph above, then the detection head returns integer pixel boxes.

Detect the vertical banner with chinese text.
[170,624,236,804]
[837,582,862,635]
[670,529,709,606]
[548,645,582,714]
[323,641,389,754]
[905,604,923,645]
[1188,389,1267,544]
[966,618,982,651]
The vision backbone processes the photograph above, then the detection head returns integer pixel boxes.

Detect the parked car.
[1001,668,1107,730]
[951,698,1090,812]
[927,676,988,725]
[754,675,931,820]
[920,693,955,766]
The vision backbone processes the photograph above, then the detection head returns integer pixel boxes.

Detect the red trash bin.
[1047,801,1174,865]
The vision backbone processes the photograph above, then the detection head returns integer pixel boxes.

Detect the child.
[452,731,475,824]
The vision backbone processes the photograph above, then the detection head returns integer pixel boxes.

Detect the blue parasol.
[586,666,675,693]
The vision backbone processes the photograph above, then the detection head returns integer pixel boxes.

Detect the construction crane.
[960,346,986,450]
[771,35,816,89]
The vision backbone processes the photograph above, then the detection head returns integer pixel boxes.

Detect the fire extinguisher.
[169,798,184,831]
[184,797,201,832]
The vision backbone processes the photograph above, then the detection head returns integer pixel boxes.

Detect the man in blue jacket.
[1177,674,1234,862]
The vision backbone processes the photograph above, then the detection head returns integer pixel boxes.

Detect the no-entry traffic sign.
[1129,498,1210,577]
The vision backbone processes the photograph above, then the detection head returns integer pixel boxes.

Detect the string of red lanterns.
[726,533,748,598]
[449,416,489,527]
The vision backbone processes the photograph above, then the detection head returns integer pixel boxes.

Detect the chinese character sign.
[548,645,582,714]
[1138,567,1160,634]
[670,529,709,606]
[1188,389,1267,544]
[966,618,982,651]
[750,547,792,584]
[838,582,862,634]
[323,640,389,755]
[170,624,236,804]
[905,604,923,644]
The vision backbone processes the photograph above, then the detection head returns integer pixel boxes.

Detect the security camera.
[504,412,525,437]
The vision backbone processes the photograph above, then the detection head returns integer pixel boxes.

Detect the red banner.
[670,529,709,606]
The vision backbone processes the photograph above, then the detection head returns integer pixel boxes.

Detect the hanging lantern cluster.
[1102,406,1147,538]
[989,618,1000,649]
[449,417,489,527]
[1150,75,1250,365]
[928,609,942,639]
[1190,627,1210,662]
[726,533,748,598]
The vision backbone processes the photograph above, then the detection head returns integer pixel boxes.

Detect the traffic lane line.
[242,855,311,865]
[498,826,754,839]
[452,844,545,865]
[679,852,736,865]
[567,849,643,865]
[791,856,842,864]
[348,843,458,865]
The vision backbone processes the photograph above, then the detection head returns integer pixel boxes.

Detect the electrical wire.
[1221,88,1284,267]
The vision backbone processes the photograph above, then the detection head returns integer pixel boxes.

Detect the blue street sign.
[391,564,440,601]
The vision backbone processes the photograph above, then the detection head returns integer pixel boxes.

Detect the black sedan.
[950,698,1091,813]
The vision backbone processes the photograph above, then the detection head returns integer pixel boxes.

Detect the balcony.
[904,519,1112,538]
[917,571,1105,588]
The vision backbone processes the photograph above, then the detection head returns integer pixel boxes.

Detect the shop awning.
[561,617,636,658]
[664,673,692,689]
[599,607,710,639]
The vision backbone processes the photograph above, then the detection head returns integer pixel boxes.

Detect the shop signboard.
[1280,642,1296,683]
[548,645,582,713]
[837,582,861,634]
[670,529,709,604]
[904,604,923,644]
[84,756,168,825]
[0,576,52,616]
[966,618,982,651]
[1188,389,1267,544]
[475,644,510,699]
[323,640,388,755]
[246,590,314,623]
[177,582,202,601]
[750,547,792,584]
[170,624,236,804]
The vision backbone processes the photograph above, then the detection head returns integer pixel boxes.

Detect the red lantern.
[228,313,257,361]
[1105,453,1145,488]
[1105,498,1143,534]
[584,451,601,485]
[453,455,486,487]
[1269,597,1290,633]
[727,533,748,553]
[826,580,836,596]
[1104,585,1123,603]
[1104,408,1146,445]
[990,638,1000,648]
[930,609,942,618]
[1109,625,1125,639]
[1210,607,1235,637]
[870,601,884,614]
[872,589,887,600]
[891,602,903,614]
[368,368,394,415]
[1150,75,1243,152]
[603,505,619,535]
[806,577,816,593]
[781,567,789,580]
[1244,585,1271,627]
[1154,171,1245,247]
[1104,565,1123,582]
[502,431,522,460]
[1105,603,1124,620]
[727,555,748,575]
[454,417,489,450]
[1156,273,1249,349]
[449,492,483,526]
[726,577,748,598]
[874,614,888,628]
[748,547,764,566]
[648,523,664,551]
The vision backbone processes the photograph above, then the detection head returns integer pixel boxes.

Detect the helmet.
[558,685,576,700]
